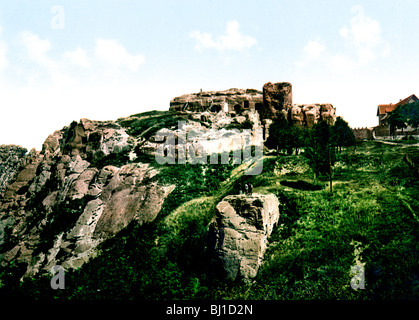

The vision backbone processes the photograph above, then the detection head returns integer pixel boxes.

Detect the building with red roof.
[377,94,418,126]
[374,94,419,139]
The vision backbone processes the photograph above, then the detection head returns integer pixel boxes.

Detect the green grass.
[1,140,418,300]
[117,111,185,139]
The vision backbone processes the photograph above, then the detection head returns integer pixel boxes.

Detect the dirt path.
[375,140,419,147]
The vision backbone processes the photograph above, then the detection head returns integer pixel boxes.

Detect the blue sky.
[0,0,418,150]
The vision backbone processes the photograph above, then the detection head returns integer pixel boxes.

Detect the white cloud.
[340,5,390,65]
[0,31,148,150]
[297,5,390,73]
[296,40,326,67]
[94,38,145,72]
[190,20,257,52]
[15,33,145,83]
[63,47,90,67]
[19,31,56,69]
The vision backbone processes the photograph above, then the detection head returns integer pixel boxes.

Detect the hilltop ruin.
[169,82,337,128]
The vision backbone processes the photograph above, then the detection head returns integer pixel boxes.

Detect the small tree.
[304,121,336,192]
[266,114,307,155]
[266,113,289,153]
[391,102,419,130]
[404,102,419,129]
[388,106,408,137]
[289,126,307,155]
[332,116,356,153]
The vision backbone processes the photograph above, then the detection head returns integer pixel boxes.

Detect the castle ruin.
[169,82,336,128]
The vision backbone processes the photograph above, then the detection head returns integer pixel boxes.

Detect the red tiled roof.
[377,104,396,115]
[377,94,418,116]
[397,94,418,106]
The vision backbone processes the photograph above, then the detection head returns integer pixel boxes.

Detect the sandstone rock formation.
[0,81,338,282]
[209,194,280,280]
[170,88,263,114]
[0,118,174,278]
[139,111,264,163]
[170,82,337,131]
[262,82,293,120]
[261,82,336,127]
[0,145,28,198]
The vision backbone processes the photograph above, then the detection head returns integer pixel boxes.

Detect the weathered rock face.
[319,104,336,126]
[0,145,28,198]
[262,82,293,120]
[209,194,280,280]
[262,82,336,127]
[139,112,264,162]
[295,103,336,127]
[45,118,133,161]
[0,118,174,278]
[169,88,263,115]
[169,82,337,130]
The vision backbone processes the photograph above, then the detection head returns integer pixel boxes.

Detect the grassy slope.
[250,141,419,300]
[2,110,418,300]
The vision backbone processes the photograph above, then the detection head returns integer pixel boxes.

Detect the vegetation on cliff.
[0,110,418,301]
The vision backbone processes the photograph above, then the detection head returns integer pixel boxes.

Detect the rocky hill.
[1,82,417,301]
[0,102,267,281]
[0,117,177,279]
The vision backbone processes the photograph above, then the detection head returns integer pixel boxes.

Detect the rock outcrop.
[0,145,28,198]
[262,82,293,120]
[262,82,336,127]
[0,118,174,278]
[139,112,264,163]
[170,82,337,130]
[209,194,280,280]
[169,88,263,115]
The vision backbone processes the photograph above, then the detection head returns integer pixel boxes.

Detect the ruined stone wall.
[169,88,263,114]
[352,127,374,141]
[262,82,336,127]
[169,82,337,128]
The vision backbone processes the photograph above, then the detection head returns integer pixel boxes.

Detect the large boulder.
[209,194,280,281]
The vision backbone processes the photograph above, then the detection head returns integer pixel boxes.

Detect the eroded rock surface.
[209,194,280,280]
[169,88,263,114]
[170,82,336,130]
[0,145,28,198]
[262,82,293,120]
[139,112,264,160]
[0,118,174,278]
